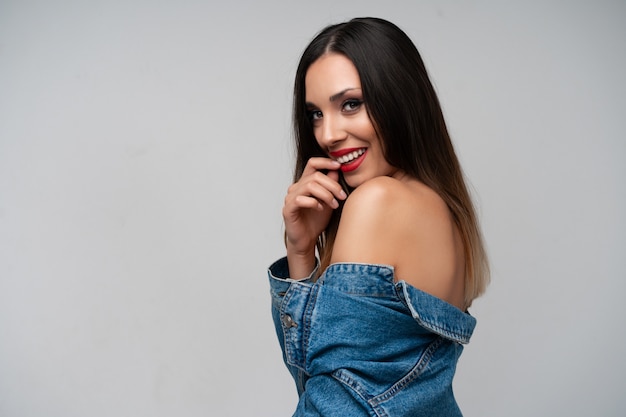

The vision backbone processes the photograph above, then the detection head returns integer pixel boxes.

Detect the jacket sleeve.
[268,257,318,395]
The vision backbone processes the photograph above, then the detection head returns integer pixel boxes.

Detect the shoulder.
[338,176,451,240]
[331,175,465,308]
[332,175,452,262]
[342,175,409,212]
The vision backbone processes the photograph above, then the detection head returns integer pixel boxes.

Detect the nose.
[317,114,346,149]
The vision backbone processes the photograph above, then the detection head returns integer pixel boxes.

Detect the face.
[304,53,400,188]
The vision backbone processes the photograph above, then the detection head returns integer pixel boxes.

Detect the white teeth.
[337,148,365,164]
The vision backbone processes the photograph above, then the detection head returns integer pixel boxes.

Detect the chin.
[343,174,369,189]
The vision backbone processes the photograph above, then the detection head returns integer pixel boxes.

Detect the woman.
[268,17,489,416]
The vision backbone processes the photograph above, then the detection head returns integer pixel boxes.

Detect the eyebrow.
[329,88,361,102]
[305,88,362,109]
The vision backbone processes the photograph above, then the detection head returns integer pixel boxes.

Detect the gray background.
[1,1,624,416]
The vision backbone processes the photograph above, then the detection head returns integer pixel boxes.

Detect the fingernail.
[332,199,339,208]
[339,190,347,199]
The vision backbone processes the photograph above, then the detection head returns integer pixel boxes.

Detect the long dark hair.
[292,17,489,306]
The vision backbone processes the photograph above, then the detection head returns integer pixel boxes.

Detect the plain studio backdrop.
[1,1,624,416]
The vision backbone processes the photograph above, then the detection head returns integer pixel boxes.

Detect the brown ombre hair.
[292,17,489,307]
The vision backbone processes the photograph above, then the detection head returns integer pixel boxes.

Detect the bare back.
[330,176,466,310]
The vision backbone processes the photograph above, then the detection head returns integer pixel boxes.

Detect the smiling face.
[304,53,401,188]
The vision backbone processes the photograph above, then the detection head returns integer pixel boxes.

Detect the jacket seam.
[302,283,319,372]
[370,336,445,406]
[331,370,389,417]
[396,283,471,343]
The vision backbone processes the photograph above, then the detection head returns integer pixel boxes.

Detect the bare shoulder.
[339,175,449,224]
[332,176,452,261]
[331,175,465,309]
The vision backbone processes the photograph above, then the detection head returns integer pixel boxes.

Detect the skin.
[283,53,466,310]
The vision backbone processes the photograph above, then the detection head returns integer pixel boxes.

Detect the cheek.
[356,120,379,143]
[354,114,376,133]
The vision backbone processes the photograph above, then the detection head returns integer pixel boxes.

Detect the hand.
[283,157,347,261]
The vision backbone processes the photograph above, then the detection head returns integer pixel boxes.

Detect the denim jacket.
[268,257,476,417]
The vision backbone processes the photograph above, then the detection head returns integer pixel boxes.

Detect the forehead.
[305,53,361,100]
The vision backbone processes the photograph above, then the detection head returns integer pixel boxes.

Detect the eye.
[308,109,323,121]
[342,99,363,112]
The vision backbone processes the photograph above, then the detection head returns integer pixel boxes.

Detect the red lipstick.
[330,147,363,158]
[330,148,367,173]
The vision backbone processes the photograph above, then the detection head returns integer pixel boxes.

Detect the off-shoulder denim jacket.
[268,257,476,417]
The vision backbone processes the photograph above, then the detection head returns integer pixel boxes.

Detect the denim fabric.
[269,257,476,417]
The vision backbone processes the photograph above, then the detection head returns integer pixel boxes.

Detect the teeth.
[337,149,365,164]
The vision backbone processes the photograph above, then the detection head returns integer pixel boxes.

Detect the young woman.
[268,17,489,416]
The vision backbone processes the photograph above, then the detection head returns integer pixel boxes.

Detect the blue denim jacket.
[268,257,476,417]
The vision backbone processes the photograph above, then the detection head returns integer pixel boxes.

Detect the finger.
[326,169,339,183]
[291,174,343,208]
[291,195,325,212]
[308,171,346,201]
[285,183,330,209]
[292,159,346,203]
[306,181,340,209]
[288,180,338,210]
[285,195,324,215]
[302,157,341,175]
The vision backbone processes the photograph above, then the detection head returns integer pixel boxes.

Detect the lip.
[329,147,364,158]
[338,149,367,173]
